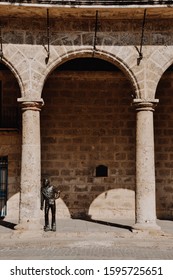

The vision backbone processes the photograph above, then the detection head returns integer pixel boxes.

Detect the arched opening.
[41,57,136,220]
[0,62,21,221]
[155,64,173,220]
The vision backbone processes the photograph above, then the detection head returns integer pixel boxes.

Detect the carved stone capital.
[20,101,44,112]
[133,99,159,112]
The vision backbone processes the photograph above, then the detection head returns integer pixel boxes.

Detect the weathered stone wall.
[2,16,173,100]
[2,62,173,220]
[0,68,22,219]
[2,17,173,46]
[41,69,136,218]
[1,7,173,222]
[155,69,173,219]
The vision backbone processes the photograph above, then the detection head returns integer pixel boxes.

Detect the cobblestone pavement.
[0,218,173,260]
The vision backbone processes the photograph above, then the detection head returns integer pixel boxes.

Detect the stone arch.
[0,56,24,97]
[36,47,140,99]
[147,46,173,99]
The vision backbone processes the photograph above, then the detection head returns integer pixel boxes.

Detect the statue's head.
[43,178,50,186]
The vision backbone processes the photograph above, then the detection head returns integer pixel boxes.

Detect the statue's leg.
[44,202,50,231]
[51,203,56,231]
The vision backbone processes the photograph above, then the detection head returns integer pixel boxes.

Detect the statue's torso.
[42,185,55,204]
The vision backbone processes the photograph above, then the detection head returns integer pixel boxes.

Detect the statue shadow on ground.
[72,215,133,232]
[88,219,133,232]
[0,218,17,230]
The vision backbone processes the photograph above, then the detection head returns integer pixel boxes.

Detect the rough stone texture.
[134,100,159,230]
[1,5,173,226]
[2,17,173,98]
[1,63,173,221]
[41,70,136,218]
[155,70,173,218]
[0,68,21,219]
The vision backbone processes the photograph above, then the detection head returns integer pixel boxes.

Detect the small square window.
[96,165,108,177]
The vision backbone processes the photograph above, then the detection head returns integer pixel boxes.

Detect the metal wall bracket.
[135,9,147,66]
[45,9,50,64]
[93,10,98,57]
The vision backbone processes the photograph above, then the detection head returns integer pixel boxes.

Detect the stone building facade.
[0,0,173,231]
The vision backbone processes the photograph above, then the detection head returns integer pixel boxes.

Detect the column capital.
[132,99,159,112]
[17,99,44,112]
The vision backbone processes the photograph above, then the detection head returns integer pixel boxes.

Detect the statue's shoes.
[44,226,50,232]
[52,226,56,232]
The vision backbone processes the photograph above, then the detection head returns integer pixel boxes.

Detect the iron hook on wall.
[45,9,50,64]
[92,10,98,57]
[135,9,147,66]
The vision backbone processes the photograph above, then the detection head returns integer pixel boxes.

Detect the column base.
[132,222,161,233]
[14,220,42,231]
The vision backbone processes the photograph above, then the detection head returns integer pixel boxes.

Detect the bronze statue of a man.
[41,178,60,232]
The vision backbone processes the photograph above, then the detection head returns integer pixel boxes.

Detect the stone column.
[133,99,160,231]
[15,101,43,231]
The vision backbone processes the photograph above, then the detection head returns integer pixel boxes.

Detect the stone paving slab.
[0,218,173,260]
[0,236,173,260]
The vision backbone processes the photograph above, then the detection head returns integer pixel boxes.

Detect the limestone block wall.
[0,67,20,123]
[41,69,136,218]
[2,16,173,100]
[0,66,22,220]
[1,10,173,221]
[155,69,173,219]
[0,132,21,220]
